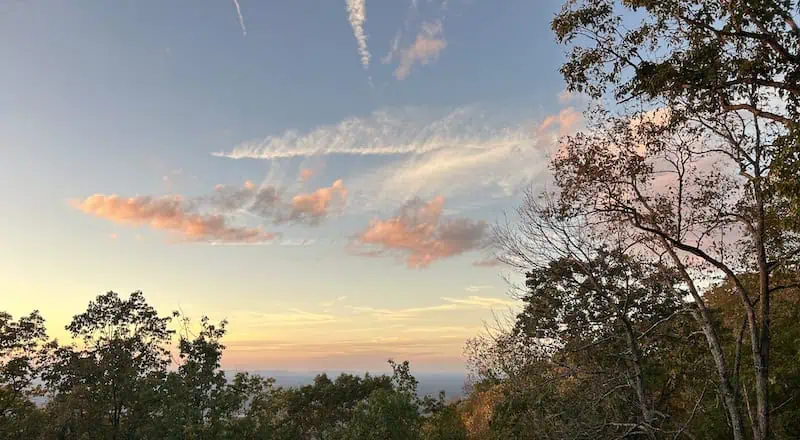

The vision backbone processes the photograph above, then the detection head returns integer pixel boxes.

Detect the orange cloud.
[354,196,488,268]
[299,168,315,182]
[211,181,281,217]
[394,21,447,80]
[73,194,274,244]
[538,107,583,136]
[287,179,348,224]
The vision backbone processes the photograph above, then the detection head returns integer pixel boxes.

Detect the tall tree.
[42,291,175,440]
[551,1,800,438]
[491,196,711,438]
[0,310,48,439]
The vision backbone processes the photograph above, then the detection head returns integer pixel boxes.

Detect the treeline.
[455,0,800,438]
[0,291,468,440]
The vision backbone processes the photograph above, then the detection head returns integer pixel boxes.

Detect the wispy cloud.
[345,0,370,69]
[215,102,582,210]
[352,196,488,268]
[349,104,584,207]
[348,295,518,320]
[231,0,247,36]
[464,285,493,293]
[440,295,515,308]
[538,107,582,137]
[213,107,525,160]
[72,194,274,244]
[471,257,503,268]
[236,309,340,327]
[73,178,349,243]
[210,179,348,225]
[320,295,349,307]
[214,97,583,230]
[393,20,447,80]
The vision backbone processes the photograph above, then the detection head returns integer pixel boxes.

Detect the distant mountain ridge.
[228,370,467,399]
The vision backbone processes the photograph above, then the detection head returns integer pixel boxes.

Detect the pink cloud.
[354,196,488,268]
[73,194,274,244]
[288,179,348,223]
[394,21,447,80]
[538,107,583,137]
[299,168,315,182]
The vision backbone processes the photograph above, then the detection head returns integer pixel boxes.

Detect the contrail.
[232,0,247,36]
[346,0,370,68]
[212,107,541,160]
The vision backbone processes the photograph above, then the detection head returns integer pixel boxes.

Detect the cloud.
[352,196,488,268]
[72,194,274,244]
[214,96,584,216]
[210,179,347,225]
[213,107,511,160]
[382,29,403,64]
[231,0,247,36]
[464,285,493,293]
[346,104,583,207]
[319,295,349,307]
[237,309,340,327]
[286,179,348,224]
[471,257,502,268]
[346,0,370,69]
[210,181,282,218]
[278,238,317,246]
[393,20,447,80]
[538,107,582,137]
[440,295,516,308]
[348,295,518,320]
[299,168,315,182]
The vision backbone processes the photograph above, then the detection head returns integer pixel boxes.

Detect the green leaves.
[2,292,464,439]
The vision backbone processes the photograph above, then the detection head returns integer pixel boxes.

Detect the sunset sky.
[0,0,582,372]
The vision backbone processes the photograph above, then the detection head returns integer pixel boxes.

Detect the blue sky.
[0,0,581,372]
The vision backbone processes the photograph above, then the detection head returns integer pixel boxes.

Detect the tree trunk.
[662,242,747,440]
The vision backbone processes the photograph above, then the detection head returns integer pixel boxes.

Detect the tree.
[0,310,48,439]
[3,292,459,439]
[551,2,800,437]
[421,398,469,440]
[489,195,716,438]
[41,291,175,440]
[338,361,424,440]
[706,277,800,439]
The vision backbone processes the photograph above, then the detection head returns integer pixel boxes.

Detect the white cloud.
[349,107,582,207]
[236,309,340,327]
[464,285,493,293]
[319,295,349,307]
[347,295,519,320]
[213,107,517,160]
[231,0,247,36]
[346,0,370,69]
[441,295,516,308]
[214,101,584,214]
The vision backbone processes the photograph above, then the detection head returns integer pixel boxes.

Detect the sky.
[0,0,583,373]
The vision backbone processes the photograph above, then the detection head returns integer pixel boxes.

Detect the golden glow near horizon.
[1,0,570,373]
